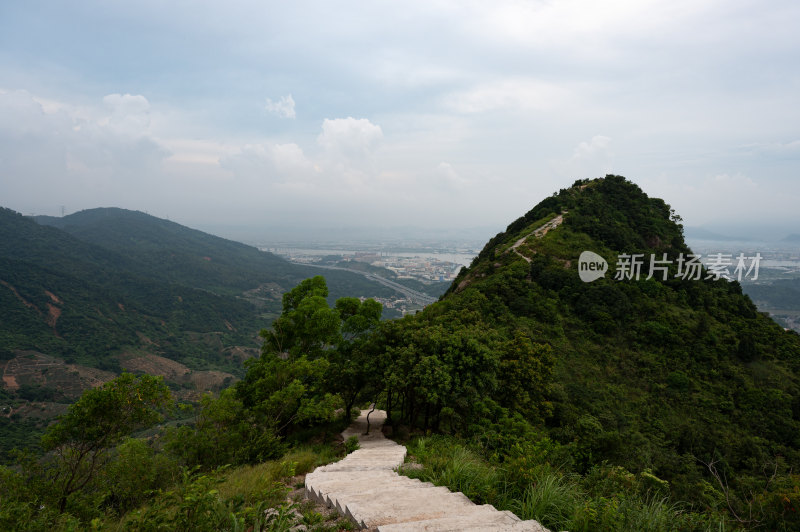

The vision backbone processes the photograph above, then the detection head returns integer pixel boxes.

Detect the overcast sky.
[1,0,799,240]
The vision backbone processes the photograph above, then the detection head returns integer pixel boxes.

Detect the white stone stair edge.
[304,409,550,531]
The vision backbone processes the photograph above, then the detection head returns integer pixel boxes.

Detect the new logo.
[578,251,608,283]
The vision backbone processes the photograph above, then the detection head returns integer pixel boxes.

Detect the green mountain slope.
[2,207,404,371]
[35,208,296,296]
[35,207,402,303]
[381,176,800,511]
[0,207,263,370]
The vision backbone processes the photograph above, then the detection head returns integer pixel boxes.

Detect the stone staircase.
[305,409,549,531]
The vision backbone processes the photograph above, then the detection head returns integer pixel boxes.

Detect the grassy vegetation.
[1,431,353,531]
[400,435,728,532]
[112,450,355,532]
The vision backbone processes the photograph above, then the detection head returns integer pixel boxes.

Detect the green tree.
[262,276,340,358]
[327,297,383,414]
[237,277,351,437]
[102,437,179,514]
[498,332,555,423]
[40,373,171,513]
[167,389,284,467]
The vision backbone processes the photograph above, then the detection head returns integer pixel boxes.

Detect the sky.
[1,0,799,241]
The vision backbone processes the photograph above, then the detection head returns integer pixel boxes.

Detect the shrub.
[344,435,360,454]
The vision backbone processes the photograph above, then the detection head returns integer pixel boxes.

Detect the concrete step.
[312,446,407,472]
[303,409,550,532]
[379,514,549,532]
[345,488,475,528]
[332,483,453,517]
[308,475,430,507]
[305,469,396,489]
[459,521,550,532]
[376,504,521,531]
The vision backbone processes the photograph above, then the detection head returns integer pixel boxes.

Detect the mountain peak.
[431,174,800,507]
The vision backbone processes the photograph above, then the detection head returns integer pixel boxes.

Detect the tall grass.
[218,445,339,505]
[399,435,730,532]
[617,496,683,532]
[218,460,294,506]
[510,467,582,531]
[402,436,501,504]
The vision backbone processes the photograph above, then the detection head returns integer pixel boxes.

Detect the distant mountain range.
[1,207,405,373]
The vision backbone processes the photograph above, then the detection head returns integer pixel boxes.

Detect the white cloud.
[712,172,756,188]
[101,93,152,134]
[220,142,315,183]
[444,80,571,114]
[265,94,296,119]
[549,135,614,180]
[219,117,387,198]
[103,93,150,115]
[317,117,383,158]
[0,90,170,212]
[434,161,468,190]
[573,135,612,161]
[742,140,800,157]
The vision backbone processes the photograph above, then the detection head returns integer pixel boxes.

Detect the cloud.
[712,172,756,188]
[741,140,800,158]
[0,90,170,213]
[434,162,468,190]
[101,93,152,133]
[444,80,570,114]
[220,142,315,183]
[317,117,383,158]
[265,94,296,119]
[104,93,150,115]
[548,135,614,180]
[573,135,612,161]
[221,117,386,196]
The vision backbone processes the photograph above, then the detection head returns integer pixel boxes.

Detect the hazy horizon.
[21,203,800,247]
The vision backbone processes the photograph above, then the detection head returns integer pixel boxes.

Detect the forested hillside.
[34,207,403,303]
[1,207,405,369]
[354,176,800,529]
[0,208,260,371]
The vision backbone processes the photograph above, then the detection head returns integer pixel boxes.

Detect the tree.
[237,277,374,436]
[497,332,554,423]
[262,276,340,359]
[166,389,284,468]
[327,297,383,415]
[41,373,171,513]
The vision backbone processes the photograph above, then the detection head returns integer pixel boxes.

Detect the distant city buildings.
[359,255,459,282]
[273,250,462,283]
[264,247,465,316]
